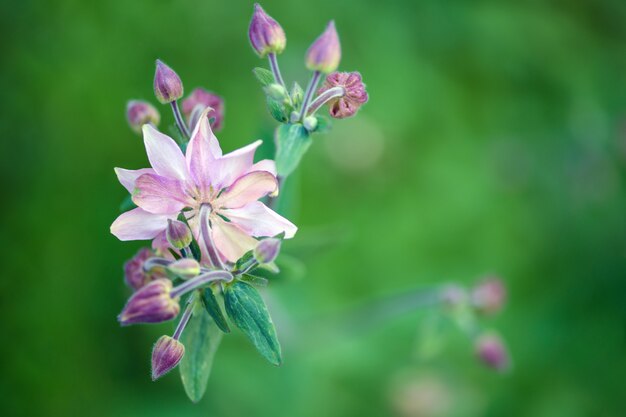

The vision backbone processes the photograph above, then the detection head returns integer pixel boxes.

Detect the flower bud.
[303,116,318,131]
[167,258,201,280]
[166,219,192,250]
[118,279,180,326]
[181,88,224,131]
[253,238,281,264]
[151,335,185,380]
[264,83,289,101]
[248,3,286,58]
[306,21,341,73]
[317,71,368,119]
[153,59,183,104]
[124,247,165,291]
[475,333,510,372]
[126,100,160,133]
[471,277,506,315]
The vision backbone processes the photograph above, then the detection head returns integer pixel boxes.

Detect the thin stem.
[173,298,194,340]
[170,100,190,139]
[268,53,286,89]
[180,247,190,258]
[298,71,321,121]
[143,257,172,272]
[306,86,344,115]
[199,204,225,269]
[170,270,233,299]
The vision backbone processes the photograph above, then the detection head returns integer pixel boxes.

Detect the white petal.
[142,124,189,181]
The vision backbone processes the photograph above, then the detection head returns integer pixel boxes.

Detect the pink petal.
[111,208,171,241]
[211,216,258,262]
[132,173,193,214]
[186,109,222,188]
[222,201,297,238]
[115,168,155,193]
[210,140,263,189]
[245,159,277,176]
[214,171,277,209]
[142,124,189,181]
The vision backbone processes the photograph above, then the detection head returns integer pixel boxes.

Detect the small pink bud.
[181,88,225,131]
[153,59,183,104]
[124,248,164,291]
[318,71,368,119]
[167,258,201,280]
[126,100,160,133]
[475,333,510,372]
[166,219,192,250]
[471,277,506,315]
[248,3,286,58]
[151,336,185,380]
[254,238,282,264]
[118,279,180,326]
[306,21,341,73]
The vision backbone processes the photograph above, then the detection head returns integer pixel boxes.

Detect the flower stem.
[298,71,321,121]
[268,53,286,89]
[143,257,172,272]
[170,100,190,139]
[173,298,194,340]
[170,270,233,299]
[306,86,344,115]
[199,204,225,269]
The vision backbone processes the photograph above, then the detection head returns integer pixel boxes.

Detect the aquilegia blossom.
[111,109,297,263]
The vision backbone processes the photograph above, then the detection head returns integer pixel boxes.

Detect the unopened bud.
[291,82,304,107]
[124,247,165,291]
[126,100,160,133]
[167,258,201,280]
[151,335,185,380]
[118,279,180,326]
[306,21,341,73]
[181,88,224,131]
[166,219,192,249]
[471,277,506,315]
[249,3,286,58]
[264,83,289,101]
[475,333,510,372]
[303,116,318,131]
[253,238,281,264]
[154,59,183,104]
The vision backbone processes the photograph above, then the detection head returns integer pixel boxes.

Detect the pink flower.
[124,247,166,290]
[181,88,225,132]
[318,72,368,119]
[110,109,297,263]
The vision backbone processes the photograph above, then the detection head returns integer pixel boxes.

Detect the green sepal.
[201,286,231,333]
[224,281,282,366]
[253,67,275,87]
[240,273,269,287]
[119,195,137,212]
[179,294,223,403]
[267,97,289,123]
[177,212,202,262]
[275,123,312,177]
[168,248,182,260]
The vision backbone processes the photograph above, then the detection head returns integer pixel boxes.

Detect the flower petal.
[222,201,297,238]
[186,108,222,188]
[245,159,277,176]
[211,216,259,262]
[210,140,263,189]
[115,168,155,193]
[142,124,189,181]
[214,171,277,209]
[111,208,171,241]
[132,173,193,214]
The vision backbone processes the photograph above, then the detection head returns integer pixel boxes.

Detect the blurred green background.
[1,0,625,416]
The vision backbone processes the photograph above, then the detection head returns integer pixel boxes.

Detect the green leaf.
[240,273,269,287]
[179,296,223,403]
[201,287,230,333]
[224,281,282,365]
[275,123,312,177]
[266,97,288,123]
[253,67,275,87]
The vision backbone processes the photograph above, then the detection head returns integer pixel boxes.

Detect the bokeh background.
[1,0,625,416]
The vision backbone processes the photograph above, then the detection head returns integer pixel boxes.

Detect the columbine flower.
[317,72,368,119]
[471,277,506,315]
[248,3,286,58]
[181,88,225,132]
[126,100,160,133]
[118,279,180,326]
[152,336,185,380]
[305,21,341,73]
[124,247,166,291]
[110,109,297,263]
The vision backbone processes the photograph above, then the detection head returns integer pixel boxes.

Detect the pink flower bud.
[166,219,192,250]
[167,258,201,280]
[124,247,165,291]
[318,71,368,119]
[118,279,180,326]
[306,21,341,73]
[254,238,282,264]
[153,59,183,104]
[151,335,185,380]
[248,3,286,58]
[475,333,510,372]
[181,88,225,131]
[471,277,506,315]
[126,100,160,133]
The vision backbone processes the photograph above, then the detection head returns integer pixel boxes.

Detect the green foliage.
[252,67,275,87]
[274,123,312,177]
[201,286,230,333]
